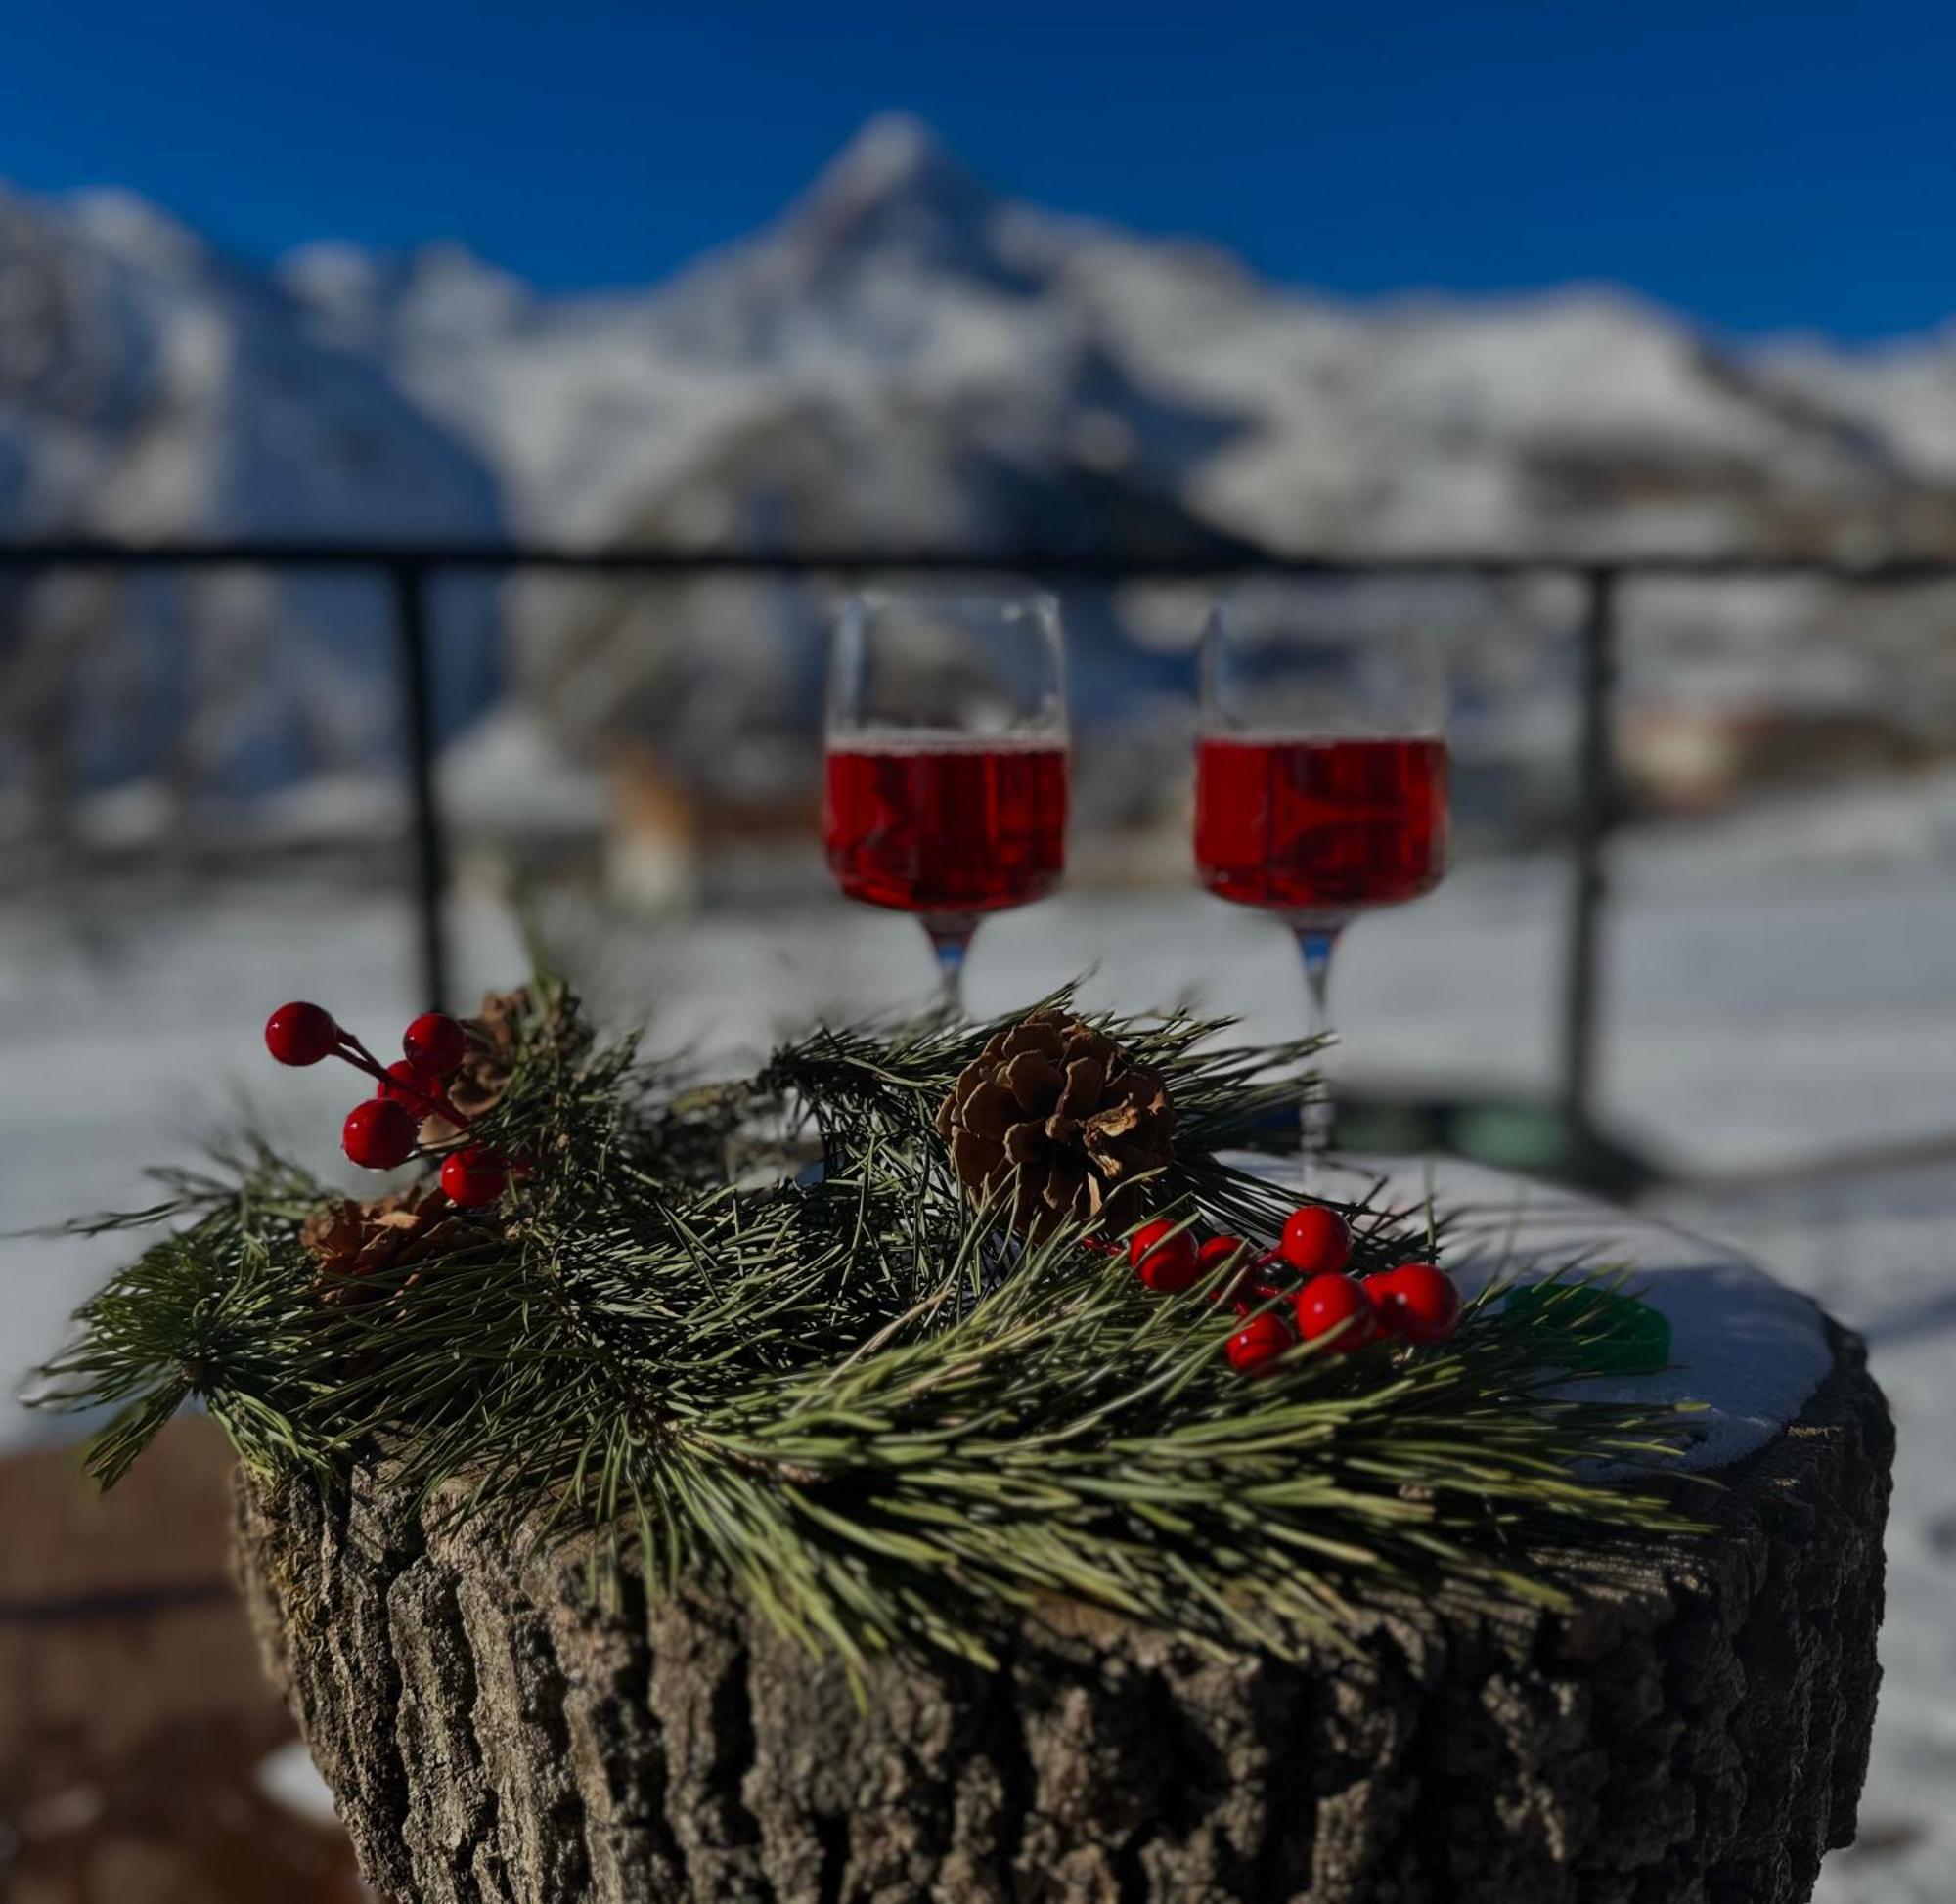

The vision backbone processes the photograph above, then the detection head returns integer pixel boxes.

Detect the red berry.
[1293,1272,1376,1352]
[1279,1205,1353,1279]
[342,1098,419,1171]
[1130,1218,1201,1293]
[1362,1268,1409,1332]
[265,1001,339,1067]
[440,1145,509,1209]
[378,1060,442,1111]
[1374,1262,1462,1344]
[403,1011,467,1076]
[1195,1234,1252,1293]
[1226,1310,1294,1377]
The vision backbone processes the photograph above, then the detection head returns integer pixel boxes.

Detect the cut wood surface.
[233,1322,1891,1904]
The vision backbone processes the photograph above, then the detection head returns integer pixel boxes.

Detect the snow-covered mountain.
[7,113,1956,840]
[12,111,1956,563]
[0,183,499,538]
[1756,324,1956,488]
[0,182,506,826]
[277,113,1956,560]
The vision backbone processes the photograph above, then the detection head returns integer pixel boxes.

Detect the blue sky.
[4,0,1950,341]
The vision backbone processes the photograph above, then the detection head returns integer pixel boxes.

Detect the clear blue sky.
[4,0,1950,341]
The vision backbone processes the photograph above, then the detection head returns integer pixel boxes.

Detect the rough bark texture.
[233,1323,1891,1904]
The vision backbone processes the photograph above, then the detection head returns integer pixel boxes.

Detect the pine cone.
[936,1010,1176,1240]
[302,1182,485,1308]
[420,987,530,1141]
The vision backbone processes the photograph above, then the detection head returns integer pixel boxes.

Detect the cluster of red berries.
[264,1001,511,1209]
[1126,1202,1461,1377]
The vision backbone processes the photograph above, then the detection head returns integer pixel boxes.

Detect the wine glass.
[824,588,1069,1012]
[1194,605,1448,1159]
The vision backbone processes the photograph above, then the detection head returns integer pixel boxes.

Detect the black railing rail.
[5,537,1952,1155]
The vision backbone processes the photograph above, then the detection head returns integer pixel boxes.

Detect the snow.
[1235,1152,1835,1473]
[253,1740,341,1826]
[436,706,607,838]
[1759,324,1956,485]
[1658,1166,1956,1904]
[0,180,501,540]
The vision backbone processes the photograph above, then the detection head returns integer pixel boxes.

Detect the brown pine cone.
[302,1182,486,1308]
[420,987,531,1142]
[936,1010,1176,1240]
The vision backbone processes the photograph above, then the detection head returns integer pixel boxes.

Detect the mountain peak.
[779,113,1027,288]
[807,113,968,211]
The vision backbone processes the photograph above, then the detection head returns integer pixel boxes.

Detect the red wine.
[1194,733,1448,918]
[824,735,1068,916]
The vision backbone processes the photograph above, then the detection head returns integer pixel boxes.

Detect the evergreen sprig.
[35,980,1700,1669]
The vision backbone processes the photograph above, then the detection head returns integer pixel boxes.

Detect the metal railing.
[5,537,1949,1159]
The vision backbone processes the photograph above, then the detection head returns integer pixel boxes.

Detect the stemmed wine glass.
[1193,606,1448,1160]
[824,589,1069,1013]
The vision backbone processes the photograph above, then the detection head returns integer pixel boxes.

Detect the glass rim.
[827,587,1069,737]
[843,585,1063,624]
[1193,719,1447,739]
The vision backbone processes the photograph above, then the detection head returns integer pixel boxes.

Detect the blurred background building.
[2,6,1953,1897]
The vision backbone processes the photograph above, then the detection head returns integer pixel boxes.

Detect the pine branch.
[34,980,1705,1669]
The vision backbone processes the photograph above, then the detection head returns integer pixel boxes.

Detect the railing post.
[389,559,450,1012]
[1559,567,1618,1140]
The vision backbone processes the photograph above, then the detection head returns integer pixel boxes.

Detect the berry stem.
[333,1034,473,1130]
[332,1036,393,1088]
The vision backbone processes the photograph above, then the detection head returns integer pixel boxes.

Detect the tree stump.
[232,1321,1890,1904]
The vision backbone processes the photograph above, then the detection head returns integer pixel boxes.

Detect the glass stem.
[1294,923,1341,1171]
[923,914,978,1017]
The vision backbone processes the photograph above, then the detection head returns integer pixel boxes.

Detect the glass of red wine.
[1194,606,1448,1160]
[824,588,1069,1013]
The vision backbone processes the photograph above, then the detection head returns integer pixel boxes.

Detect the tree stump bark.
[232,1322,1891,1904]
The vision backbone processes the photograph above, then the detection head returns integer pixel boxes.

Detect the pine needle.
[34,976,1704,1666]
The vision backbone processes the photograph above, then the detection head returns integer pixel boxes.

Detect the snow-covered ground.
[1659,1166,1956,1904]
[2,817,1951,1897]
